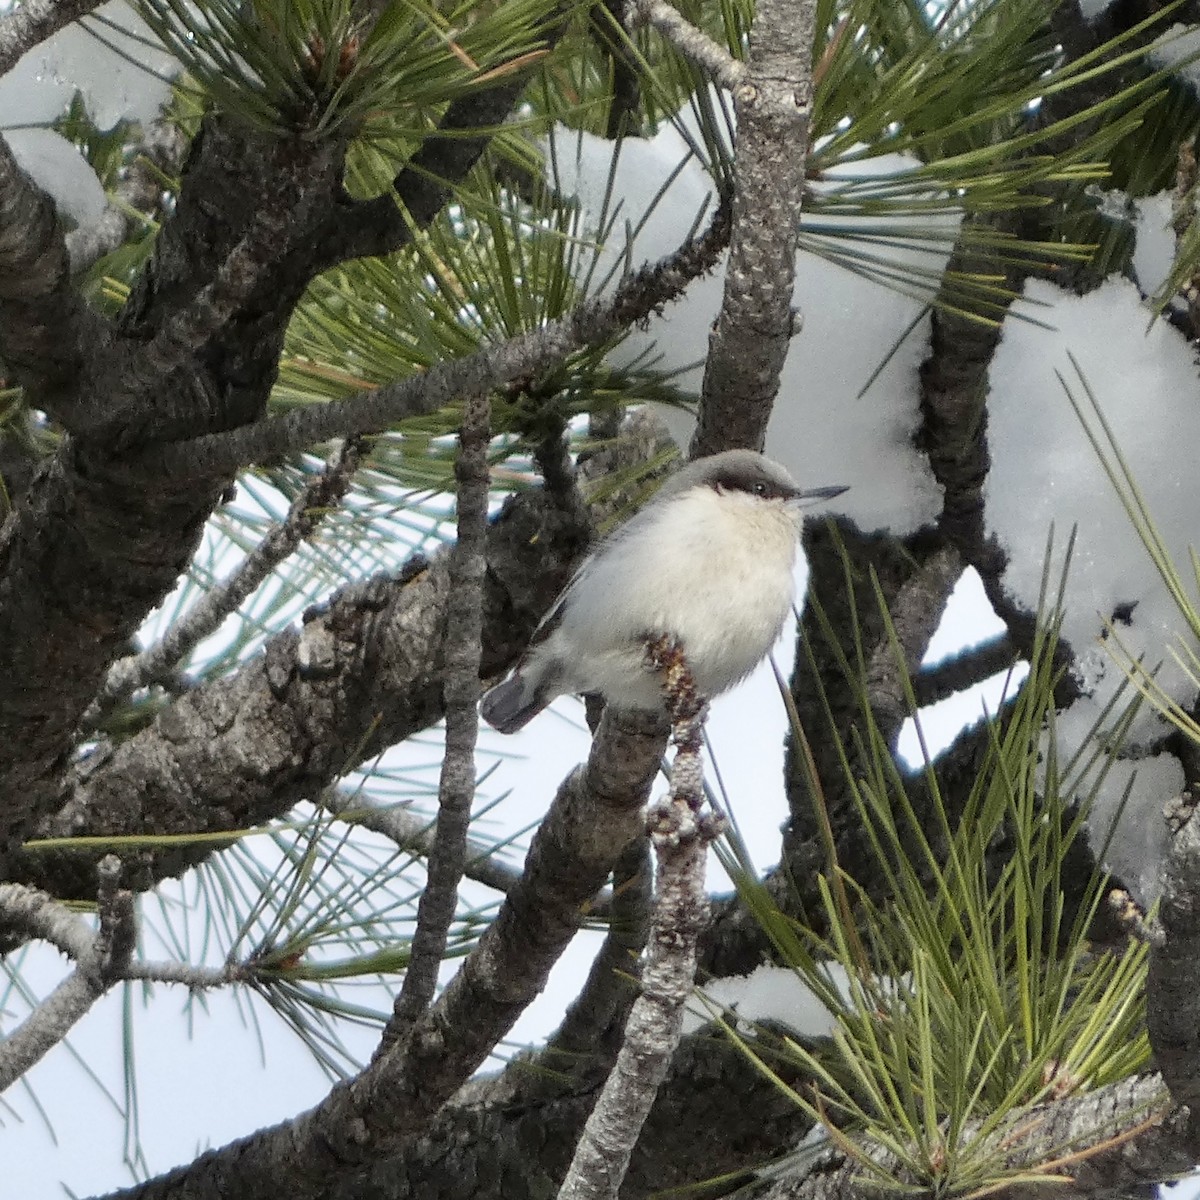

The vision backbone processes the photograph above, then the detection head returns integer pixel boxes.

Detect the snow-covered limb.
[557,642,716,1200]
[386,396,491,1040]
[137,201,732,481]
[64,120,187,278]
[0,0,101,76]
[103,706,665,1200]
[630,0,747,91]
[692,0,818,456]
[88,438,363,726]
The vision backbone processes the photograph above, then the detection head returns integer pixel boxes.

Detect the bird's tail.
[480,674,546,734]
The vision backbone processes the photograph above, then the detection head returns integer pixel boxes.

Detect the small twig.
[629,0,747,91]
[556,638,721,1200]
[325,796,528,898]
[385,396,491,1043]
[86,439,362,725]
[0,0,102,76]
[0,855,135,1093]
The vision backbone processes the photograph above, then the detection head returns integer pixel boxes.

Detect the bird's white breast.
[554,486,802,706]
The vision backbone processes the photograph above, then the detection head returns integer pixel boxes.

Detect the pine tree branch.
[0,855,133,1092]
[10,419,676,912]
[1148,791,1200,1148]
[332,82,533,264]
[630,0,746,90]
[0,131,104,423]
[0,0,102,76]
[387,396,490,1038]
[557,644,717,1200]
[324,796,528,898]
[86,439,362,728]
[911,635,1019,711]
[133,201,732,482]
[8,481,589,907]
[756,1074,1187,1200]
[100,707,666,1200]
[691,0,817,457]
[64,120,188,277]
[541,836,651,1076]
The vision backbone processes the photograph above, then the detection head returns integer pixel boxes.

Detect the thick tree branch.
[387,396,490,1037]
[1148,791,1200,1149]
[691,0,817,456]
[758,1074,1187,1200]
[11,483,589,902]
[101,707,665,1200]
[0,132,104,419]
[0,0,102,76]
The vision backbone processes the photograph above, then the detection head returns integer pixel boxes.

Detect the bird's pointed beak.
[792,484,849,505]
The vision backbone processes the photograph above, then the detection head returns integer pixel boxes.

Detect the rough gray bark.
[0,0,103,75]
[691,0,818,456]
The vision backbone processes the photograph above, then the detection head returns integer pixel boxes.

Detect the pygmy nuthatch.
[481,449,847,733]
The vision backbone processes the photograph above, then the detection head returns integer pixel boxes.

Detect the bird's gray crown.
[670,449,803,502]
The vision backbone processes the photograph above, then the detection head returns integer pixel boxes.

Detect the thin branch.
[912,635,1019,711]
[0,881,95,959]
[0,0,102,76]
[387,395,491,1039]
[691,0,818,456]
[86,439,362,726]
[0,967,104,1092]
[325,797,528,898]
[630,0,746,90]
[134,202,732,482]
[0,856,134,1093]
[557,640,718,1200]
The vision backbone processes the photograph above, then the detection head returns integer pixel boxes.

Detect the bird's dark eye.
[752,481,768,496]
